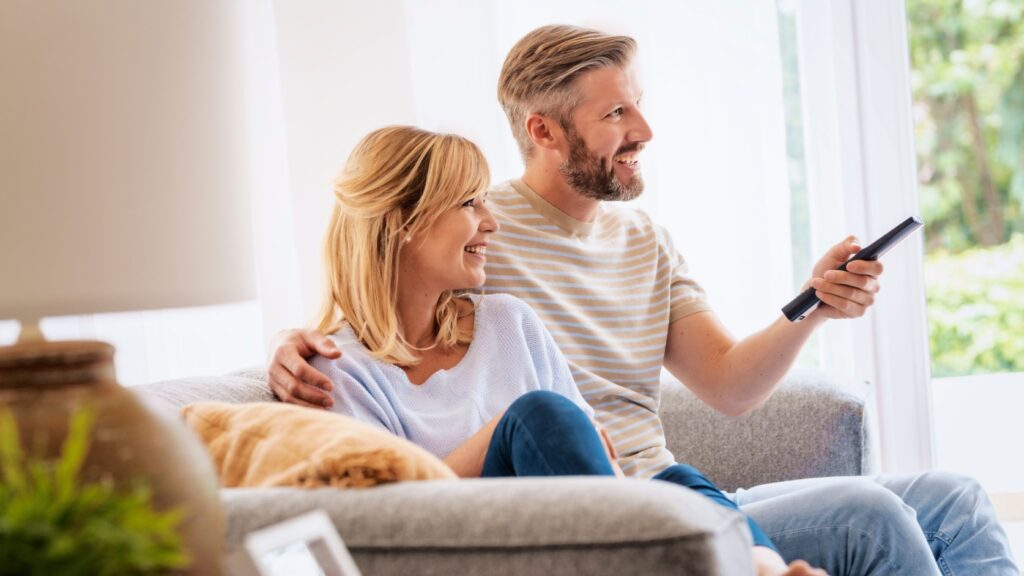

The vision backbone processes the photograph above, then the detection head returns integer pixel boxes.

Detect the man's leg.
[733,476,941,576]
[872,471,1018,575]
[480,390,616,477]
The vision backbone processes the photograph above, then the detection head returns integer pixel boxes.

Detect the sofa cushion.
[222,477,754,575]
[182,401,456,488]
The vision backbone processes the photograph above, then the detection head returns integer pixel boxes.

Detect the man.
[269,25,1016,575]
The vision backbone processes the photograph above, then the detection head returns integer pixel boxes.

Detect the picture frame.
[237,509,362,576]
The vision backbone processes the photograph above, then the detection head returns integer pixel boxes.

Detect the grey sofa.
[136,368,876,575]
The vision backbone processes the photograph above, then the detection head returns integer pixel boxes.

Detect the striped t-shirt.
[483,179,711,479]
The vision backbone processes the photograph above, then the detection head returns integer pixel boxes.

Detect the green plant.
[908,0,1024,252]
[0,407,188,576]
[925,233,1024,377]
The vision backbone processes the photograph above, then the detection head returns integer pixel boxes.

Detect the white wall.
[344,0,794,339]
[271,0,418,324]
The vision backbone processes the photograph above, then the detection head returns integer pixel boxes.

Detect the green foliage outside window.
[908,0,1024,250]
[926,233,1024,376]
[907,0,1024,376]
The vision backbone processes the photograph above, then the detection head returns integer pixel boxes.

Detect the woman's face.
[400,191,499,294]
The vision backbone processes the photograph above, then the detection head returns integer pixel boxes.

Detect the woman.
[312,126,824,576]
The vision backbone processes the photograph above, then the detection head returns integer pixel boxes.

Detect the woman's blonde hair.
[318,126,491,366]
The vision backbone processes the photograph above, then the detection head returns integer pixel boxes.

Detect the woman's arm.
[443,410,506,478]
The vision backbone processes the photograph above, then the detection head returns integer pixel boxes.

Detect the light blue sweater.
[314,294,593,460]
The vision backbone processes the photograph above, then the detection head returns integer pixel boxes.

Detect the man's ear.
[524,113,564,153]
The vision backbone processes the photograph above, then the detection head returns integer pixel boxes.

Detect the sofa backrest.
[133,367,274,419]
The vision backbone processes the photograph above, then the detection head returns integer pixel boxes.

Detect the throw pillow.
[181,402,456,488]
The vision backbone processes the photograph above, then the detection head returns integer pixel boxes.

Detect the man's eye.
[608,107,624,118]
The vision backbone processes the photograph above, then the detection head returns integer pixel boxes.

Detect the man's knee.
[829,478,919,523]
[913,470,984,497]
[909,470,990,516]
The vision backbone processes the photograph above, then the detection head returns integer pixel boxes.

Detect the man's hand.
[807,236,883,320]
[596,425,624,478]
[267,329,340,409]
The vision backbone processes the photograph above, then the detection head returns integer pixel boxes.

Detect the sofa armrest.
[222,477,753,576]
[660,368,878,492]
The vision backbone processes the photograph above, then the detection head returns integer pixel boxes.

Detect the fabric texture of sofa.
[136,367,876,575]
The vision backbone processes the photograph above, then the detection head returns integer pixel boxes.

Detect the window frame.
[794,0,935,473]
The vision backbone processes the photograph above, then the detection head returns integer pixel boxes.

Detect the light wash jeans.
[734,473,1019,575]
[479,391,1019,574]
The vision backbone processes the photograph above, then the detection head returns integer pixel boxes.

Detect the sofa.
[136,368,876,575]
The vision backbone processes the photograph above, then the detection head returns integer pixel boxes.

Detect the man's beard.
[558,123,644,202]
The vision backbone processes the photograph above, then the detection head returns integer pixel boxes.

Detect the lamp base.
[0,340,225,575]
[14,318,43,344]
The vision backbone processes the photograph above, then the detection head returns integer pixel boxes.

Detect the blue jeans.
[733,473,1019,575]
[481,390,777,550]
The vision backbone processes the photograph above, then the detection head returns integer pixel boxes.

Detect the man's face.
[557,64,652,202]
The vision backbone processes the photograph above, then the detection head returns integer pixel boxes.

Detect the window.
[906,0,1024,557]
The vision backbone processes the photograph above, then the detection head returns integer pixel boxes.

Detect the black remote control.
[782,216,924,322]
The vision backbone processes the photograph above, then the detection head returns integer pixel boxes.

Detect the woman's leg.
[481,390,615,477]
[654,463,779,552]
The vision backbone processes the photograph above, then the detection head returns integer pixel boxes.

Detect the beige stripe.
[486,278,674,299]
[552,324,671,341]
[494,229,657,254]
[566,359,662,376]
[490,242,663,268]
[488,268,676,292]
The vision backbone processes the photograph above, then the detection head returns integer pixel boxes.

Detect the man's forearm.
[713,313,826,415]
[666,310,827,417]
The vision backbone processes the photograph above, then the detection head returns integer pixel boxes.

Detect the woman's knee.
[507,390,587,423]
[655,463,711,486]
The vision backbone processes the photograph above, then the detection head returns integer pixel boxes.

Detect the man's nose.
[630,110,654,143]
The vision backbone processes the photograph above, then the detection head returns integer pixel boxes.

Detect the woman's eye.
[462,198,477,208]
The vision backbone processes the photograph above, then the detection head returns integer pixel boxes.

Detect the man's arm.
[664,237,882,417]
[267,329,340,409]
